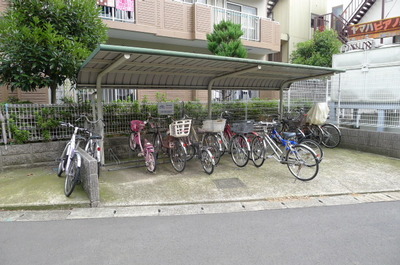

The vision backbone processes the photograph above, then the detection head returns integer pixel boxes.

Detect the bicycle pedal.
[138,152,144,157]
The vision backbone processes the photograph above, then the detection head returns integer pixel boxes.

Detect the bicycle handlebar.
[76,115,104,125]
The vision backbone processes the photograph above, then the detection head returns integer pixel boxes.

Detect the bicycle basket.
[130,120,146,132]
[169,119,192,137]
[202,119,226,132]
[231,120,254,134]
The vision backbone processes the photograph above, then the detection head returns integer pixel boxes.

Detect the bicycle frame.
[64,125,82,176]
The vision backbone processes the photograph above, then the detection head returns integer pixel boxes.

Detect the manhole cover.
[213,178,246,189]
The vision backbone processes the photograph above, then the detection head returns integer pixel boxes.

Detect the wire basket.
[130,120,146,132]
[169,119,192,138]
[231,120,254,134]
[202,119,226,132]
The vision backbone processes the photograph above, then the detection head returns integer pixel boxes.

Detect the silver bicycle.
[251,122,320,181]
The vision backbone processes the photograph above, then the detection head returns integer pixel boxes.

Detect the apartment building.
[5,0,363,103]
[97,0,281,101]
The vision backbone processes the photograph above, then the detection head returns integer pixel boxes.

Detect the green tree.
[0,0,108,104]
[207,20,247,100]
[290,29,342,67]
[206,20,247,58]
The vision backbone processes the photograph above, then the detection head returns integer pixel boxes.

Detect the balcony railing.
[212,6,261,42]
[98,5,135,23]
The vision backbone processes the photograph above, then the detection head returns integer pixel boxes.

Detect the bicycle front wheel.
[321,123,341,148]
[57,142,70,177]
[203,133,222,165]
[64,153,80,197]
[201,149,214,175]
[169,139,187,172]
[251,135,267,168]
[129,132,137,151]
[285,144,319,181]
[230,134,250,167]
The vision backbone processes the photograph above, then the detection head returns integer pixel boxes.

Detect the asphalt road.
[1,201,399,265]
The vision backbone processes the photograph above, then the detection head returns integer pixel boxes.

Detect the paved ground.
[1,148,400,220]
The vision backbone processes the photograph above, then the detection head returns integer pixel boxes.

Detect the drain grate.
[213,178,246,189]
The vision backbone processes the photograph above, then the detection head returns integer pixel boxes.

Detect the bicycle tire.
[217,134,227,157]
[308,125,323,144]
[57,142,70,177]
[185,142,196,161]
[87,141,101,178]
[129,132,138,151]
[251,135,267,168]
[203,133,222,165]
[285,144,319,181]
[145,151,157,173]
[64,153,80,197]
[298,139,324,163]
[169,139,187,172]
[153,132,163,158]
[321,123,341,148]
[230,134,250,167]
[201,149,214,175]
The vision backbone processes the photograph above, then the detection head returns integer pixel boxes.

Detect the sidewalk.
[1,148,400,212]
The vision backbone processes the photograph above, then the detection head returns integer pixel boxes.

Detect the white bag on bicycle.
[307,103,329,125]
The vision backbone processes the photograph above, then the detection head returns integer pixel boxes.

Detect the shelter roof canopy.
[77,44,344,90]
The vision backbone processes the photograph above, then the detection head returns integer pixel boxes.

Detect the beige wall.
[105,0,280,54]
[273,0,327,63]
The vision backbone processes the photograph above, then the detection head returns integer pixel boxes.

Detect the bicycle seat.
[76,135,87,141]
[90,134,102,140]
[282,132,296,139]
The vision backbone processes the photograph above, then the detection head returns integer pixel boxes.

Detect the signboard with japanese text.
[158,102,174,115]
[348,16,400,41]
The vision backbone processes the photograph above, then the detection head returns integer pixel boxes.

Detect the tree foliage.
[0,0,108,103]
[206,20,247,58]
[290,29,342,67]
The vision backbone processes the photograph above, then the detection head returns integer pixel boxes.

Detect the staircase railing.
[340,0,375,25]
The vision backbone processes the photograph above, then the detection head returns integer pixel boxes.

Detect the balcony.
[212,6,260,42]
[99,5,135,23]
[99,0,280,54]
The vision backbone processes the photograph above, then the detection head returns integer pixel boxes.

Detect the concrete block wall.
[77,147,100,207]
[0,141,66,170]
[340,128,400,158]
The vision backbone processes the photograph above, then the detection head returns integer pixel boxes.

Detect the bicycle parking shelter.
[77,44,344,164]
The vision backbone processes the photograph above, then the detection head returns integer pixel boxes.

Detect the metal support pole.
[207,65,262,119]
[96,54,131,165]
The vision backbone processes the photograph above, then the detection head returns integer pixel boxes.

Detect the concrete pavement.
[1,148,400,220]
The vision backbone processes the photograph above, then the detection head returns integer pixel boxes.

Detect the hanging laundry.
[115,0,134,12]
[97,0,115,7]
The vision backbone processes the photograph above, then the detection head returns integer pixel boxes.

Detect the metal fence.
[283,78,400,133]
[0,100,280,144]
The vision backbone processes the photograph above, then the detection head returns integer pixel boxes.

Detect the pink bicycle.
[129,119,157,173]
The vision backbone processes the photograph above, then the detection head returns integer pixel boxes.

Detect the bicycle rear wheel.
[298,139,324,162]
[87,141,101,178]
[251,135,266,167]
[285,144,319,181]
[64,153,80,197]
[145,151,157,173]
[201,149,214,175]
[321,123,341,148]
[304,125,323,144]
[230,134,250,167]
[169,139,187,172]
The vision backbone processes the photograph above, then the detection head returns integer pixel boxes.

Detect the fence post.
[0,108,7,148]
